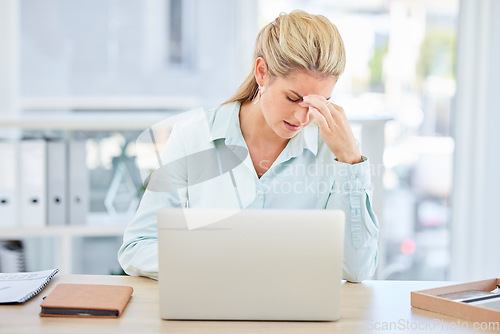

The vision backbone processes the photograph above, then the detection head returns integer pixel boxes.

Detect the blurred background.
[0,0,498,281]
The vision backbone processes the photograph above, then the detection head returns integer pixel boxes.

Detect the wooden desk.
[0,275,494,334]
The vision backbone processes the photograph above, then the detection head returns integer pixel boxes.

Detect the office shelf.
[0,213,130,274]
[20,96,201,111]
[0,96,201,131]
[0,224,126,239]
[0,111,176,131]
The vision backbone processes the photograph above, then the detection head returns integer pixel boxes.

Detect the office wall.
[0,0,19,119]
[19,0,257,109]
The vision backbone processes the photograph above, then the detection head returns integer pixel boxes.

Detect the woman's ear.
[254,57,268,86]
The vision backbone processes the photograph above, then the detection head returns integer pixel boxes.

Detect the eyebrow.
[290,90,331,101]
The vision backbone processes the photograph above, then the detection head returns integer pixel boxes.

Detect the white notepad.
[0,269,59,304]
[467,296,500,310]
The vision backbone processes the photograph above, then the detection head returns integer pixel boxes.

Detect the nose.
[294,106,309,125]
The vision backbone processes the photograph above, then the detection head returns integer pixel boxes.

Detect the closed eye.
[286,96,301,103]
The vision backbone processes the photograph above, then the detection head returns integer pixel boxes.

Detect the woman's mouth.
[283,120,300,132]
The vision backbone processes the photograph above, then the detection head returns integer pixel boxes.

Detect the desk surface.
[0,275,493,334]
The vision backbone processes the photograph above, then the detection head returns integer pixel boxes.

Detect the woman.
[118,10,379,283]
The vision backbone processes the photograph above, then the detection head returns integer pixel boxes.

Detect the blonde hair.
[224,10,346,104]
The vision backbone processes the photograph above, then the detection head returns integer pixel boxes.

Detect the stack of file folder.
[0,138,88,228]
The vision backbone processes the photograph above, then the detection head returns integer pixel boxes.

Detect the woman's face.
[258,68,337,140]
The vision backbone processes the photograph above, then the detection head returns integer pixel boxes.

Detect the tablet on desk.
[157,209,345,321]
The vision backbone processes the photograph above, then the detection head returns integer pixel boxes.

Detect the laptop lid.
[158,209,345,321]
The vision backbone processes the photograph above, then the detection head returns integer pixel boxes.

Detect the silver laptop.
[157,209,345,321]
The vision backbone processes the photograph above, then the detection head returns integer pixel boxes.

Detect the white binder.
[0,141,19,228]
[46,140,67,226]
[68,139,88,225]
[20,139,47,228]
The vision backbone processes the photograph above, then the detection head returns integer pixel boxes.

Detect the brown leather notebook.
[39,283,133,318]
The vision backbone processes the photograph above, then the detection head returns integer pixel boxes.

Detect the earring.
[253,86,261,104]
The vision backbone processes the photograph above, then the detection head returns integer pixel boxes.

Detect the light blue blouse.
[118,101,379,282]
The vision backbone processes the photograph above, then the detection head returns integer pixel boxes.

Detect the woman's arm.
[118,127,188,279]
[298,95,379,282]
[326,156,379,282]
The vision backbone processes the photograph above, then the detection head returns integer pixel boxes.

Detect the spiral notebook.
[0,269,59,304]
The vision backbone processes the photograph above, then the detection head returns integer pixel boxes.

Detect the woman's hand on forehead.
[299,95,362,164]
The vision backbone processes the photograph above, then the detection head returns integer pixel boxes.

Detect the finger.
[328,103,347,122]
[301,94,330,106]
[308,107,330,132]
[333,105,354,132]
[316,100,348,128]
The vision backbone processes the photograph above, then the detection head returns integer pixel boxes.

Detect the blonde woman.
[119,10,379,283]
